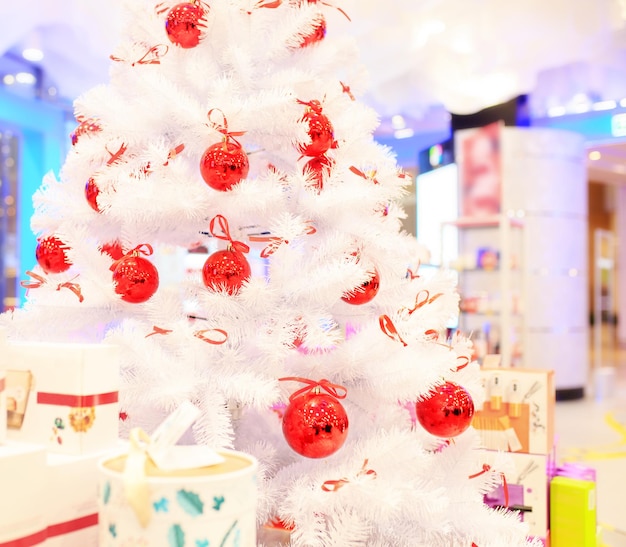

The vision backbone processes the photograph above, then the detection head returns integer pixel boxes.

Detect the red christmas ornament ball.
[342,268,380,305]
[70,118,101,146]
[165,2,207,49]
[299,14,326,48]
[85,177,101,212]
[303,155,333,191]
[35,236,72,274]
[200,141,249,191]
[282,390,348,458]
[298,105,334,157]
[112,255,159,303]
[202,249,251,295]
[415,381,475,438]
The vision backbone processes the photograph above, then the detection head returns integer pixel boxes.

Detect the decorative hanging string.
[349,166,379,185]
[248,222,316,258]
[278,377,347,402]
[321,459,377,492]
[207,109,246,148]
[406,262,420,280]
[20,271,83,302]
[468,464,509,508]
[155,1,210,15]
[194,328,228,345]
[56,276,84,303]
[379,315,407,347]
[110,44,169,66]
[340,81,355,101]
[163,143,185,165]
[209,215,250,254]
[402,290,444,316]
[106,143,128,165]
[145,326,173,338]
[246,0,282,13]
[317,0,351,21]
[20,270,46,289]
[455,356,470,371]
[110,244,154,272]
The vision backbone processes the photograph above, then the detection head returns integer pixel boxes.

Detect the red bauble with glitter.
[36,236,72,274]
[297,101,334,157]
[200,141,249,191]
[202,249,251,294]
[165,2,207,48]
[85,177,101,212]
[303,155,333,191]
[282,389,348,458]
[70,118,101,146]
[342,268,380,305]
[112,255,159,303]
[415,381,475,438]
[100,240,125,260]
[299,14,326,48]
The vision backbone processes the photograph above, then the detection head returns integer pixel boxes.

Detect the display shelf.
[442,213,525,367]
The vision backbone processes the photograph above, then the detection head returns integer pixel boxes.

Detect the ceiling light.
[394,128,415,139]
[547,106,567,117]
[15,72,35,85]
[2,75,15,85]
[592,100,617,111]
[22,48,43,62]
[391,115,406,130]
[588,151,601,161]
[620,98,626,108]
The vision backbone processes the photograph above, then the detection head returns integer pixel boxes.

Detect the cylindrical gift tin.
[98,449,257,546]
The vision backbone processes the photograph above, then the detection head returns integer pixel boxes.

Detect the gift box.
[550,475,596,547]
[0,442,47,546]
[473,367,555,454]
[98,447,258,547]
[44,451,106,546]
[1,341,119,455]
[482,451,549,539]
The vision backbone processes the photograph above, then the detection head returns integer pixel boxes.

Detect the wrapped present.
[482,451,549,540]
[473,367,555,454]
[1,341,119,455]
[0,442,47,546]
[549,464,596,547]
[44,451,107,546]
[97,403,258,546]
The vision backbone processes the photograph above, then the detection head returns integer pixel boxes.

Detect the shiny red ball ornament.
[70,118,101,146]
[303,155,333,191]
[112,255,159,303]
[297,101,334,157]
[200,141,249,191]
[341,268,380,305]
[35,236,72,274]
[299,14,326,48]
[85,177,101,212]
[165,2,207,49]
[282,390,348,458]
[202,249,251,295]
[415,381,475,438]
[100,240,125,260]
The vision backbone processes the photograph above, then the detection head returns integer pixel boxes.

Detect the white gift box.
[0,442,47,546]
[98,449,258,547]
[44,452,104,546]
[2,342,120,455]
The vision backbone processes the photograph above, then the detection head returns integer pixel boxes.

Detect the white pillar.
[502,128,588,398]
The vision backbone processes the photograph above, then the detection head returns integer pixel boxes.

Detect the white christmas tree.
[2,0,541,545]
